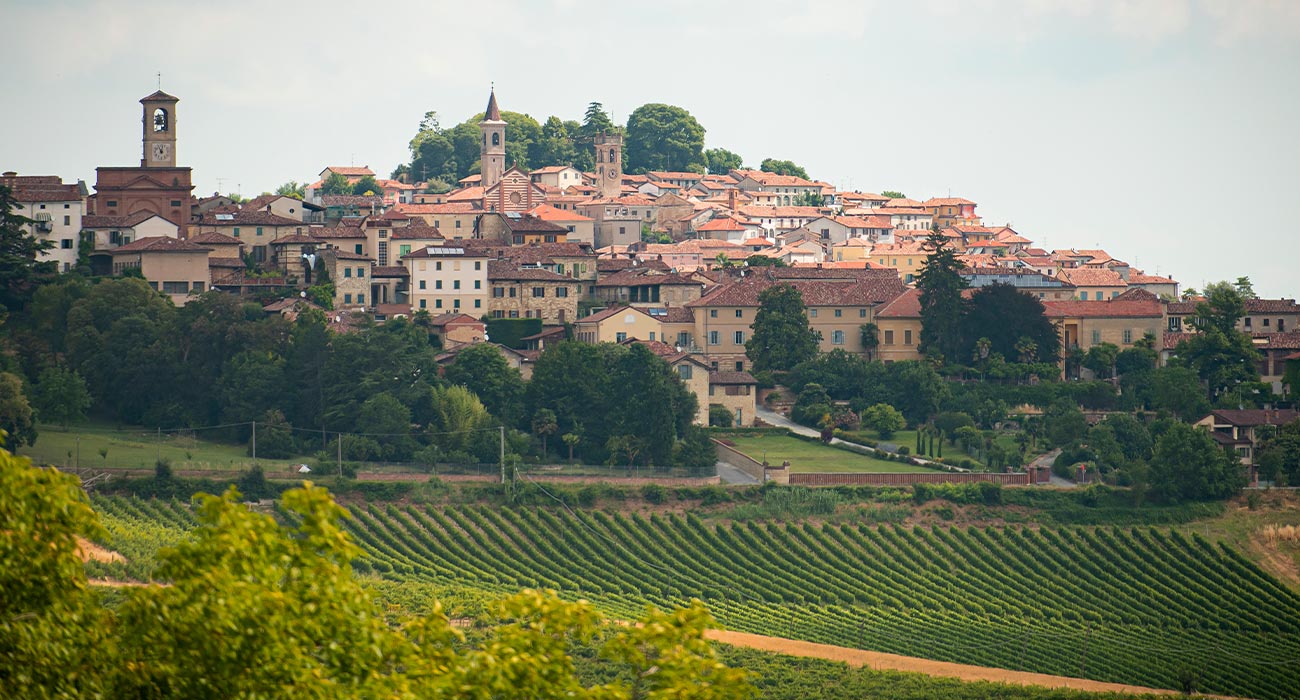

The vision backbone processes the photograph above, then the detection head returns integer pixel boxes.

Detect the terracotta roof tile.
[110,236,211,254]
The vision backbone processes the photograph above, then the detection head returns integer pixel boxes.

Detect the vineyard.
[90,497,1300,699]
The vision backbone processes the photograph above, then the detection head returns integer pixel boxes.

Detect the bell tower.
[140,90,179,168]
[594,131,623,199]
[479,88,506,190]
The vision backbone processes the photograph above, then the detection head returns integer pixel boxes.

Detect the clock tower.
[92,88,194,230]
[594,131,623,199]
[141,90,179,168]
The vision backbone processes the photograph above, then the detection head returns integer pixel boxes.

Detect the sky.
[3,0,1299,297]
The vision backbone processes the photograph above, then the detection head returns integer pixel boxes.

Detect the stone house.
[109,236,212,305]
[487,261,580,323]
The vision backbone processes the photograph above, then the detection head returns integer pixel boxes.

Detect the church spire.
[483,87,502,122]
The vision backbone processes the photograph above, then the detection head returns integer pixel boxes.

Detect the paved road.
[714,460,760,485]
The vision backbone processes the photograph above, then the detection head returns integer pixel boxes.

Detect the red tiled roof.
[1208,409,1300,427]
[391,226,445,240]
[527,203,593,222]
[923,197,976,207]
[688,273,906,308]
[323,166,375,177]
[188,231,243,245]
[696,217,748,231]
[499,213,570,234]
[269,233,323,245]
[396,202,480,215]
[487,260,573,282]
[81,212,165,228]
[316,225,366,239]
[319,194,383,207]
[710,371,758,385]
[371,266,408,277]
[110,236,211,254]
[1042,298,1163,318]
[874,287,921,318]
[195,211,304,227]
[576,305,652,324]
[595,270,702,288]
[403,245,490,259]
[1057,268,1127,287]
[1246,298,1300,313]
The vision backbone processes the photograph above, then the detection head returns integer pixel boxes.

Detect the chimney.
[728,188,737,211]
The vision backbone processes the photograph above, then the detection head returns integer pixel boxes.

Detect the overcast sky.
[3,0,1298,297]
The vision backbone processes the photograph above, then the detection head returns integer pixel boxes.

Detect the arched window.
[491,132,500,146]
[608,148,616,163]
[597,149,603,163]
[152,108,168,132]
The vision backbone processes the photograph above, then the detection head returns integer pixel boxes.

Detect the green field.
[89,496,1300,699]
[840,428,1037,467]
[20,423,300,472]
[724,433,936,473]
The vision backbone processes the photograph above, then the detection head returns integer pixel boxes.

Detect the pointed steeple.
[483,88,502,122]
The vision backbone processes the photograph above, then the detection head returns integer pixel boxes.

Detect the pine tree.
[916,230,968,363]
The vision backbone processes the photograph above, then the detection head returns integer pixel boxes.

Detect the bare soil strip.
[706,628,1214,698]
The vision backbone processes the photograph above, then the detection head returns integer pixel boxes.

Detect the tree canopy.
[759,158,809,179]
[0,448,752,699]
[916,230,968,362]
[625,103,707,174]
[959,283,1060,365]
[703,148,743,175]
[745,284,821,373]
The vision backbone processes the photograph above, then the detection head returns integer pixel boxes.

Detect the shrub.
[709,404,735,428]
[897,446,910,456]
[641,483,667,504]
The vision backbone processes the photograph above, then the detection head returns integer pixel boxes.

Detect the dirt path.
[705,629,1220,698]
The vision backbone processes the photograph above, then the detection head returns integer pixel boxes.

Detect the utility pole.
[251,420,257,469]
[500,426,506,485]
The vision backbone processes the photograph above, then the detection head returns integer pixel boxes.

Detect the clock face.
[151,142,171,162]
[607,170,617,180]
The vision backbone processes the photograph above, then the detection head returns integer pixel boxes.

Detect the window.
[735,309,743,318]
[616,332,627,342]
[419,299,426,309]
[735,361,744,372]
[492,310,504,318]
[834,309,842,317]
[1123,329,1133,344]
[435,261,442,271]
[432,280,441,290]
[453,299,461,308]
[233,227,241,237]
[708,331,719,345]
[677,365,693,379]
[904,330,913,345]
[106,200,117,208]
[419,280,427,290]
[509,310,519,318]
[1091,330,1101,344]
[860,309,867,318]
[60,239,73,249]
[734,330,744,344]
[832,330,844,345]
[556,287,568,298]
[162,281,188,294]
[63,215,70,225]
[453,280,461,290]
[435,299,443,308]
[884,330,895,345]
[170,200,181,207]
[710,309,718,318]
[455,220,461,228]
[526,287,542,298]
[192,282,205,292]
[357,267,366,278]
[344,268,352,278]
[400,244,411,257]
[649,332,657,341]
[355,244,363,254]
[1262,318,1270,327]
[493,287,504,298]
[509,288,517,298]
[1169,317,1182,331]
[344,293,352,304]
[678,332,690,346]
[474,299,480,308]
[256,227,264,236]
[474,280,481,289]
[619,227,626,235]
[809,308,818,318]
[379,229,388,238]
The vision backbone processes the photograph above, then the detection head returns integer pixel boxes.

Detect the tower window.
[491,132,500,146]
[609,148,616,162]
[152,108,168,132]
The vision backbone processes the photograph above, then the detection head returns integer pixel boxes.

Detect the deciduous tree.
[759,158,809,179]
[625,103,706,174]
[1149,423,1244,502]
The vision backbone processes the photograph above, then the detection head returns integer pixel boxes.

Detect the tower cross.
[157,72,161,89]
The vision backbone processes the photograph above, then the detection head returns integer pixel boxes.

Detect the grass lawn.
[20,422,301,472]
[723,434,937,473]
[842,429,1047,468]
